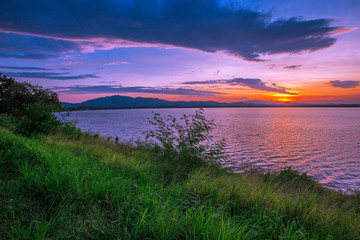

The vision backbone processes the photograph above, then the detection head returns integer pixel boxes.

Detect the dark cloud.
[0,32,83,59]
[0,0,340,61]
[182,78,296,95]
[2,72,99,80]
[99,81,117,84]
[284,65,302,69]
[329,80,360,89]
[53,85,221,96]
[0,65,51,71]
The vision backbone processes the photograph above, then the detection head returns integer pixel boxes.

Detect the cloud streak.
[0,0,341,61]
[284,65,302,69]
[0,65,51,71]
[329,80,360,89]
[2,72,99,80]
[182,78,296,95]
[0,31,83,60]
[103,61,129,66]
[53,85,221,96]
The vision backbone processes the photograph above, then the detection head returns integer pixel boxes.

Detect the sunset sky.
[0,0,359,104]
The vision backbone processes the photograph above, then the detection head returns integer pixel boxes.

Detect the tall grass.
[1,124,359,239]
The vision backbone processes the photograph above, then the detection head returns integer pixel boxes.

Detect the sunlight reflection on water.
[68,108,360,192]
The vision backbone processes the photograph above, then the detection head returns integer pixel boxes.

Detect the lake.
[68,108,360,192]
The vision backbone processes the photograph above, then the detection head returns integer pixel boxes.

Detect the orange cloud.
[330,27,358,34]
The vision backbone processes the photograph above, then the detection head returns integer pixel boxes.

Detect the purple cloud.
[329,80,360,89]
[0,31,83,60]
[1,71,99,80]
[284,65,302,69]
[53,85,222,96]
[0,0,340,61]
[182,78,296,95]
[0,65,51,71]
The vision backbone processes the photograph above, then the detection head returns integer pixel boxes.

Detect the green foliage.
[275,166,314,183]
[1,127,359,239]
[15,102,61,136]
[0,114,17,132]
[146,108,227,168]
[0,74,61,117]
[0,74,66,136]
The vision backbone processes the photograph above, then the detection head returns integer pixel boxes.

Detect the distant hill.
[62,95,360,110]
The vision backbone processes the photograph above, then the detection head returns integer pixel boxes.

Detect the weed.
[146,108,228,170]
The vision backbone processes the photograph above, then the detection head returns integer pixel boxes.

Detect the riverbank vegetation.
[1,76,360,239]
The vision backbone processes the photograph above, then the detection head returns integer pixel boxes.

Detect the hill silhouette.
[62,95,359,110]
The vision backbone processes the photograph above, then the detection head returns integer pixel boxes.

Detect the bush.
[15,102,61,136]
[0,74,61,117]
[146,108,227,168]
[0,74,66,136]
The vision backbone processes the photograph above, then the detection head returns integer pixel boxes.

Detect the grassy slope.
[0,127,359,239]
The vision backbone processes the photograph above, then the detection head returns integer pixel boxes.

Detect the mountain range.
[62,95,359,110]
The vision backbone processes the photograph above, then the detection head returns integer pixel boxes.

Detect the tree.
[0,74,63,135]
[0,74,61,117]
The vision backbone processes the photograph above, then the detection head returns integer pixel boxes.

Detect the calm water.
[68,108,360,192]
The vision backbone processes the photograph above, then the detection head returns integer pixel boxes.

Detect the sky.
[0,0,359,104]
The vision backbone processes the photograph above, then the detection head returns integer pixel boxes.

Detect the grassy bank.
[1,125,360,239]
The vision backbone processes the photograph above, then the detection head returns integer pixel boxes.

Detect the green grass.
[1,126,359,239]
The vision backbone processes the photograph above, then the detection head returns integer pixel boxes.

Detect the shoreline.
[1,122,359,238]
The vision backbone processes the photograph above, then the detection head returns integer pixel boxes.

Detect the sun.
[277,98,293,103]
[271,93,297,103]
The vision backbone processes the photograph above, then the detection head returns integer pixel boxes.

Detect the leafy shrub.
[262,166,317,191]
[0,114,17,132]
[0,74,68,136]
[16,102,62,136]
[0,74,61,117]
[146,108,227,168]
[276,166,313,183]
